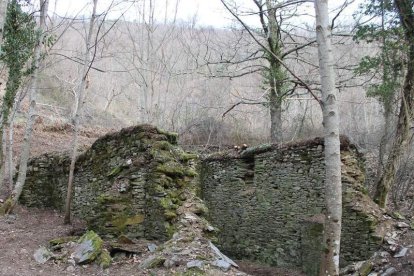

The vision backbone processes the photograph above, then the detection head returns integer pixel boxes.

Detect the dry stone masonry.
[199,137,387,275]
[20,126,388,275]
[21,125,197,241]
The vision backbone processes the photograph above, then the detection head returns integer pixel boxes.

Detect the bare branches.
[222,100,266,118]
[220,0,322,106]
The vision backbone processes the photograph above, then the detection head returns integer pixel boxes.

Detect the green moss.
[177,268,206,276]
[159,197,173,209]
[77,231,103,262]
[192,202,208,216]
[184,169,198,177]
[97,194,130,204]
[49,236,77,246]
[359,261,373,276]
[164,210,178,220]
[179,152,198,162]
[150,148,174,163]
[111,214,145,231]
[107,166,122,177]
[392,211,405,220]
[98,249,112,268]
[156,162,185,177]
[157,129,178,145]
[0,198,15,215]
[142,256,166,269]
[152,141,172,151]
[165,222,177,238]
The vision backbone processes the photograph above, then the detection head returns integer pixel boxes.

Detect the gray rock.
[380,251,391,258]
[212,259,232,271]
[33,247,53,264]
[396,222,410,229]
[163,259,175,268]
[393,247,408,258]
[381,267,397,276]
[71,231,103,264]
[67,258,76,266]
[205,225,215,232]
[147,243,158,253]
[186,260,204,269]
[209,241,238,268]
[66,265,75,272]
[164,256,180,268]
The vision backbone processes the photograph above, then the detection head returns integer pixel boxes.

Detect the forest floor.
[1,122,414,276]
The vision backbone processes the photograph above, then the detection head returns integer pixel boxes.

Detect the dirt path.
[0,206,146,276]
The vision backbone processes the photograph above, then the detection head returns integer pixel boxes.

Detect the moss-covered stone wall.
[20,125,196,241]
[199,137,385,274]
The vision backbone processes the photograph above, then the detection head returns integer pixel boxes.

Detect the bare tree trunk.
[7,94,20,190]
[269,87,282,142]
[0,126,5,189]
[0,0,9,193]
[376,106,392,180]
[314,0,342,275]
[3,0,49,214]
[64,0,98,224]
[374,0,414,208]
[0,0,8,47]
[265,0,284,143]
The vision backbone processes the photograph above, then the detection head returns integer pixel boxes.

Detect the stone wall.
[21,125,196,241]
[20,126,386,275]
[199,137,385,274]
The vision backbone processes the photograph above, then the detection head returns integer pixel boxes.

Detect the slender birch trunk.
[64,0,98,224]
[3,0,49,214]
[314,1,342,275]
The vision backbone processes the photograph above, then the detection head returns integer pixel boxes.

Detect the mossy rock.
[98,249,112,268]
[179,152,198,162]
[157,129,179,145]
[359,261,373,276]
[164,210,178,220]
[72,231,103,264]
[152,141,173,151]
[139,255,166,269]
[392,211,405,220]
[156,162,186,177]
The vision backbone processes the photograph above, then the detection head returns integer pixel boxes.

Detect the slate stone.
[186,260,204,269]
[393,247,408,258]
[147,243,158,253]
[212,259,231,271]
[33,247,53,264]
[71,231,103,264]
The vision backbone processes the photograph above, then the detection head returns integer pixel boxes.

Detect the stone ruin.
[21,124,198,241]
[20,125,389,275]
[200,137,387,275]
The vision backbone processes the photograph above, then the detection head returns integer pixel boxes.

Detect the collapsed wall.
[20,124,197,241]
[199,137,386,275]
